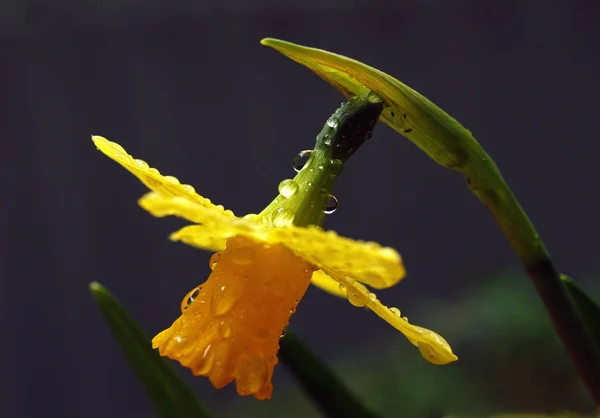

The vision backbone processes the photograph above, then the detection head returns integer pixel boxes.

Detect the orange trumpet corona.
[152,235,314,399]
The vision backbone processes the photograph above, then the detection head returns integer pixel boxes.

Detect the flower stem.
[279,330,379,418]
[465,157,600,404]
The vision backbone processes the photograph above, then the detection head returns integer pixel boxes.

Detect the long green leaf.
[279,329,379,418]
[89,282,211,418]
[562,275,600,350]
[261,38,600,404]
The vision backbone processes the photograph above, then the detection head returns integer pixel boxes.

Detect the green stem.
[279,330,379,418]
[257,91,383,228]
[466,156,600,403]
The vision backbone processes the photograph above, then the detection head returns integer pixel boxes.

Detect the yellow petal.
[268,225,404,289]
[310,270,348,298]
[169,225,230,253]
[92,135,235,217]
[139,193,267,252]
[329,272,457,365]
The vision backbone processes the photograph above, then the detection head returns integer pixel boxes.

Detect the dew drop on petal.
[182,184,195,194]
[164,175,180,185]
[389,307,401,317]
[278,179,299,198]
[211,284,238,316]
[279,329,287,338]
[209,253,221,270]
[338,284,347,292]
[219,320,233,339]
[325,195,338,214]
[292,150,313,172]
[110,142,127,153]
[368,293,377,302]
[347,289,365,307]
[134,159,149,169]
[230,245,255,265]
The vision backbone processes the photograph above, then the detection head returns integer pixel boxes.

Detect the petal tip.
[260,37,278,47]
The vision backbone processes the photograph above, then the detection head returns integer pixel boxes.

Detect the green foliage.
[562,275,600,353]
[89,282,212,418]
[279,329,379,417]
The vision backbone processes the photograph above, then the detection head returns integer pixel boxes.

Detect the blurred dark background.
[3,0,600,417]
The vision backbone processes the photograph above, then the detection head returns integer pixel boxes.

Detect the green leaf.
[561,275,600,350]
[260,37,478,171]
[89,282,211,418]
[279,329,379,418]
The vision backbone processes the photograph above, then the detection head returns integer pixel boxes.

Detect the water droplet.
[243,213,257,220]
[211,284,238,316]
[278,179,299,198]
[134,159,149,169]
[292,150,313,172]
[368,293,377,302]
[347,290,365,307]
[330,159,344,175]
[186,287,200,306]
[209,253,221,270]
[182,184,195,194]
[338,284,347,292]
[364,131,373,140]
[164,176,180,185]
[389,307,401,317]
[231,246,255,265]
[219,320,233,338]
[280,329,287,338]
[325,195,338,214]
[202,344,212,359]
[318,164,324,170]
[368,93,382,104]
[289,306,296,314]
[272,207,291,228]
[326,116,339,128]
[323,133,332,145]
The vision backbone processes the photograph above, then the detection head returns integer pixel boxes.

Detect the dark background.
[3,1,600,417]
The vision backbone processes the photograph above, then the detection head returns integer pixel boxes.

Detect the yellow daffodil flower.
[92,93,456,400]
